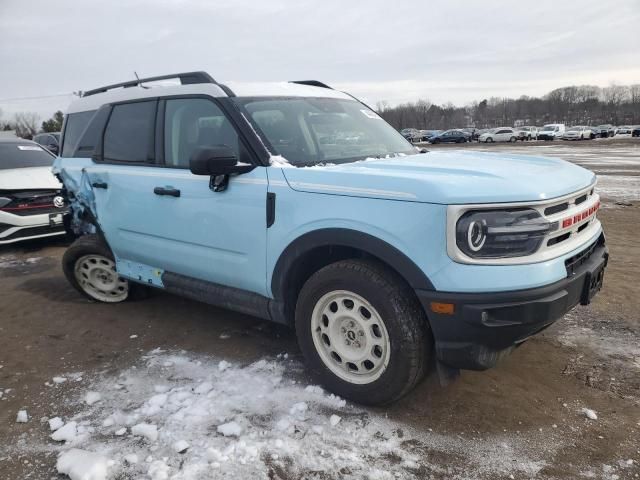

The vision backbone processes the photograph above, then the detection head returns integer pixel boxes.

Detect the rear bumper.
[417,234,608,370]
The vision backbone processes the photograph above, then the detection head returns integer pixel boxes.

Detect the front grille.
[564,235,603,275]
[0,190,65,216]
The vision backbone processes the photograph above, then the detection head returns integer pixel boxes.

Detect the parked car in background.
[615,126,633,135]
[400,128,423,143]
[561,126,593,141]
[478,127,517,143]
[429,129,468,144]
[33,132,61,155]
[461,128,480,141]
[537,124,565,141]
[420,130,441,142]
[54,71,608,405]
[0,139,67,244]
[516,126,538,141]
[632,126,640,137]
[594,125,615,138]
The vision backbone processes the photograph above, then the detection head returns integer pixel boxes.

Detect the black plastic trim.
[162,271,273,321]
[266,192,276,228]
[271,228,435,300]
[83,71,216,97]
[289,80,333,89]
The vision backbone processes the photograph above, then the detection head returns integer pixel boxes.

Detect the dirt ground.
[0,137,639,479]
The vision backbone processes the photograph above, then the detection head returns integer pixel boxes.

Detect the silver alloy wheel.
[311,290,391,384]
[74,254,128,302]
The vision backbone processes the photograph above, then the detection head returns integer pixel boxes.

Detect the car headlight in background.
[455,209,555,258]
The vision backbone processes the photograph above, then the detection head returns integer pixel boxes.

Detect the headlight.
[455,209,555,258]
[0,197,12,208]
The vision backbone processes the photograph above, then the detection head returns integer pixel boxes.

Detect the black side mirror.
[189,146,253,176]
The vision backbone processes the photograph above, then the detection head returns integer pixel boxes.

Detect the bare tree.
[13,112,40,139]
[377,83,640,130]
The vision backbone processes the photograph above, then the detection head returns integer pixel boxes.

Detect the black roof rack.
[83,71,235,97]
[290,80,333,89]
[290,80,377,112]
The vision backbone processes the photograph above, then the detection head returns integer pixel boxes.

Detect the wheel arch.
[270,228,434,325]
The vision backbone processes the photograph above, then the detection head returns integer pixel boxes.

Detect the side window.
[103,101,156,163]
[61,110,96,157]
[164,98,240,168]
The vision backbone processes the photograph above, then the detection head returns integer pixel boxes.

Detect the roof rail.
[83,71,229,97]
[289,80,376,112]
[290,80,333,89]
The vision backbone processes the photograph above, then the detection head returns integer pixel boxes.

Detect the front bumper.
[0,210,67,245]
[417,234,608,370]
[537,134,555,140]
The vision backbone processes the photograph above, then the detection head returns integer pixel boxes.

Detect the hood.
[279,151,595,204]
[0,166,61,191]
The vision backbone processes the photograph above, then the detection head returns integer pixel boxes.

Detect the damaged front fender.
[52,158,100,236]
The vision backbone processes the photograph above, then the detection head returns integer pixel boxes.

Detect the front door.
[87,97,268,296]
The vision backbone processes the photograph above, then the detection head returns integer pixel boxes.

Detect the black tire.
[486,137,493,143]
[433,138,440,144]
[510,136,517,142]
[63,235,148,302]
[295,259,432,405]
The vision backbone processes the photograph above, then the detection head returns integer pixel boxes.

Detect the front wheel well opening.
[279,245,426,327]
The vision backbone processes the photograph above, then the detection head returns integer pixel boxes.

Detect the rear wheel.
[510,136,517,142]
[295,259,431,405]
[63,235,132,303]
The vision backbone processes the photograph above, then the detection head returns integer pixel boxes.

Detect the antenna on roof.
[134,72,150,89]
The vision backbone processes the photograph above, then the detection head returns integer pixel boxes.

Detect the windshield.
[567,127,581,131]
[0,143,54,170]
[234,97,416,166]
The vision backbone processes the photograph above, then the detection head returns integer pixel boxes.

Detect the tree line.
[376,84,640,131]
[0,109,64,139]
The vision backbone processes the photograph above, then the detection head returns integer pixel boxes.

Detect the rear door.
[88,97,268,295]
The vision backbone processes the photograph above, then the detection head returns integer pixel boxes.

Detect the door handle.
[153,186,181,197]
[92,182,108,189]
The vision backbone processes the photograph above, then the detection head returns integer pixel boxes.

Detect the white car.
[0,139,67,244]
[537,124,566,141]
[478,127,518,143]
[561,126,593,141]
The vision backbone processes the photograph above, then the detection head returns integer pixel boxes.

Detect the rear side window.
[61,110,96,157]
[103,101,156,163]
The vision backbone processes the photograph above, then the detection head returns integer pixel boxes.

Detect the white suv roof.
[67,72,352,114]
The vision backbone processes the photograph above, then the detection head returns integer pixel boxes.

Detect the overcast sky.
[1,0,639,121]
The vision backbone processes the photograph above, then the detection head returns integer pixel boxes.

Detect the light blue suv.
[54,72,608,405]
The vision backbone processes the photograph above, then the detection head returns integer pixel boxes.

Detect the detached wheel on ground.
[63,234,137,303]
[295,259,432,405]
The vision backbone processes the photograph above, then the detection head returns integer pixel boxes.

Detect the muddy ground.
[0,137,639,479]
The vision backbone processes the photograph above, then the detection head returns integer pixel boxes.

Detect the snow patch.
[582,408,598,420]
[16,410,28,423]
[51,422,78,442]
[49,417,65,431]
[85,392,102,405]
[17,350,560,478]
[269,155,294,168]
[217,421,242,437]
[131,423,158,442]
[56,449,110,480]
